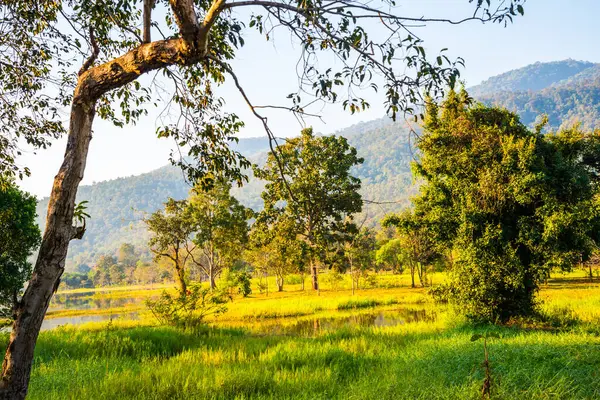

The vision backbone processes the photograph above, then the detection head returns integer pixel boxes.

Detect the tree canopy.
[406,90,600,321]
[255,127,363,289]
[0,183,40,318]
[188,180,252,289]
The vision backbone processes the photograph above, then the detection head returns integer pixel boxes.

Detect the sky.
[16,0,600,197]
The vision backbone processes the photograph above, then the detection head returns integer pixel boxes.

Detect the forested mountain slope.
[36,118,417,270]
[469,59,595,96]
[475,60,600,130]
[36,59,600,270]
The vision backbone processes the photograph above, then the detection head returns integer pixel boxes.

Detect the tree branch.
[206,55,298,203]
[78,26,99,76]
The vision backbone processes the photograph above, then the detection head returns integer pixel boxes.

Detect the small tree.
[145,199,195,294]
[344,228,376,294]
[187,180,252,290]
[383,211,440,288]
[255,128,363,291]
[248,215,307,292]
[0,183,40,318]
[375,239,405,274]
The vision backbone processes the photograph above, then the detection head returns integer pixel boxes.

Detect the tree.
[255,128,363,290]
[90,254,119,286]
[408,90,600,321]
[344,227,375,294]
[146,199,195,294]
[248,215,307,292]
[0,183,40,318]
[0,0,526,395]
[375,238,404,274]
[117,243,137,268]
[187,180,251,289]
[383,211,440,288]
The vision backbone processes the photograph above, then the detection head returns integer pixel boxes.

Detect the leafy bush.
[363,273,378,289]
[284,274,304,285]
[146,285,230,331]
[220,268,252,297]
[427,284,454,304]
[324,270,345,291]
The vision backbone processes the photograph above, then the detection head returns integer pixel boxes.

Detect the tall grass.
[19,317,600,399]
[26,269,600,399]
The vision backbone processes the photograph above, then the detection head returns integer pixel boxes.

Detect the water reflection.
[41,313,139,331]
[49,292,146,312]
[244,308,436,336]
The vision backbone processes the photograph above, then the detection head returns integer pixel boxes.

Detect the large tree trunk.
[276,274,284,292]
[0,2,224,395]
[0,100,95,399]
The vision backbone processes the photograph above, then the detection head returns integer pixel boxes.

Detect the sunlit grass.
[26,268,600,399]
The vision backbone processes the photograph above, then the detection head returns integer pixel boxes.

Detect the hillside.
[36,59,600,271]
[469,59,595,96]
[37,118,417,271]
[475,60,600,130]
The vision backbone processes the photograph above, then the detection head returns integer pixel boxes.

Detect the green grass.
[23,269,600,399]
[336,298,399,310]
[20,318,600,399]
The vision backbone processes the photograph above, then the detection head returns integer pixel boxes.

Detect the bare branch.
[78,26,99,76]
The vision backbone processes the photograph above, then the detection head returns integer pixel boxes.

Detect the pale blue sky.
[18,0,600,197]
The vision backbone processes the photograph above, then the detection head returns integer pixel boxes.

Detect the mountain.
[474,59,600,130]
[469,59,596,96]
[35,59,600,271]
[36,118,416,271]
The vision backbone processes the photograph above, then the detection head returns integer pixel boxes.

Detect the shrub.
[146,285,230,331]
[221,268,252,297]
[324,270,345,291]
[284,274,304,285]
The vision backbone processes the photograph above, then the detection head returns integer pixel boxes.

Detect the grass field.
[13,269,600,399]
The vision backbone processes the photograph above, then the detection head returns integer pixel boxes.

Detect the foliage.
[383,210,441,288]
[73,201,91,225]
[344,227,376,289]
[409,90,600,321]
[146,285,230,332]
[220,268,252,297]
[0,1,66,180]
[255,128,363,288]
[187,180,252,289]
[248,213,309,292]
[375,239,405,273]
[0,182,41,317]
[145,198,195,293]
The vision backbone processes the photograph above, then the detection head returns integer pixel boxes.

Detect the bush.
[363,273,378,288]
[324,270,345,291]
[221,268,252,297]
[284,274,304,285]
[427,284,454,304]
[146,285,230,331]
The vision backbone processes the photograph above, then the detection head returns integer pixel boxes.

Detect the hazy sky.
[17,0,600,197]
